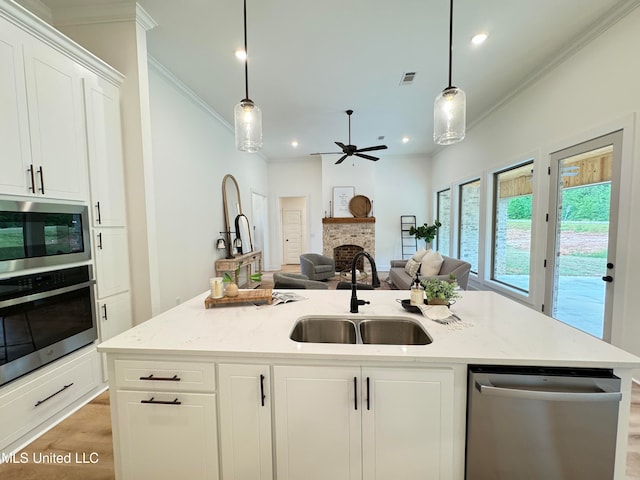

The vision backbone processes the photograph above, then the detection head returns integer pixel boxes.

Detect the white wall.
[148,62,269,313]
[266,154,431,271]
[429,7,640,357]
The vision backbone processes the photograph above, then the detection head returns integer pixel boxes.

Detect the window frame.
[457,178,482,274]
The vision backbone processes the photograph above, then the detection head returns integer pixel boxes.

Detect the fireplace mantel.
[322,217,375,224]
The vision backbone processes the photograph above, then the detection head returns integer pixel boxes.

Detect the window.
[458,179,481,273]
[491,162,533,292]
[435,189,450,256]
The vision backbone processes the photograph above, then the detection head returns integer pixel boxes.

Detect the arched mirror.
[222,174,253,256]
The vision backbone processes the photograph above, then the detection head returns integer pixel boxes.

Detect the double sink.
[290,315,432,345]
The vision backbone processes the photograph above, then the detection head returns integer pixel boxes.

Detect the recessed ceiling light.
[291,140,299,147]
[471,33,488,45]
[235,49,247,61]
[402,136,410,144]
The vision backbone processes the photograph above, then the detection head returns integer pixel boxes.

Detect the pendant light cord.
[243,0,249,100]
[448,0,453,89]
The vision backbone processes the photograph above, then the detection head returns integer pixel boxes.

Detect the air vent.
[399,71,417,85]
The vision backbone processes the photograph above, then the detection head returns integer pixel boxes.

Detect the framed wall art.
[332,186,355,217]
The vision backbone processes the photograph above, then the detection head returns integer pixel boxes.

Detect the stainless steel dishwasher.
[466,365,622,479]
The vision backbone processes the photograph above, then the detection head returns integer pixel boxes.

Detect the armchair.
[299,253,335,281]
[273,272,329,290]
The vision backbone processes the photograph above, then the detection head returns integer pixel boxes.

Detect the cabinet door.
[218,364,272,480]
[115,390,219,480]
[0,19,32,196]
[23,38,87,201]
[84,76,127,227]
[94,228,130,298]
[273,365,362,480]
[361,368,455,480]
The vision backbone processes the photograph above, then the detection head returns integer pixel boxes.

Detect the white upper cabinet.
[21,36,88,201]
[0,19,32,196]
[84,76,127,227]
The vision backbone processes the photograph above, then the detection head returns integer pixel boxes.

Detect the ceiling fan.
[311,110,388,164]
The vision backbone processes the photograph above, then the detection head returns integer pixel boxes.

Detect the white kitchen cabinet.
[218,364,273,480]
[93,228,130,298]
[361,367,455,480]
[84,75,127,227]
[111,359,219,480]
[0,18,32,197]
[273,365,455,480]
[97,292,132,380]
[115,389,218,480]
[22,37,88,201]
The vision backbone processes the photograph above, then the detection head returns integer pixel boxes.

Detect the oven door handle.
[0,280,96,309]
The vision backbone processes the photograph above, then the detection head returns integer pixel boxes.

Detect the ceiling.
[36,0,637,160]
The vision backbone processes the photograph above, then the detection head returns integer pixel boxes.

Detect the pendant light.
[433,0,466,145]
[234,0,262,152]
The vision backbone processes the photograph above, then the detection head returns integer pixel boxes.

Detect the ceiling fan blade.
[335,141,347,150]
[355,145,388,153]
[310,152,342,155]
[355,153,379,161]
[335,155,348,164]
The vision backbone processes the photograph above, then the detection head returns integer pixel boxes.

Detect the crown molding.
[50,1,157,31]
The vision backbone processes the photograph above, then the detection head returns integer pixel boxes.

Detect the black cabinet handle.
[102,304,108,320]
[260,374,266,407]
[97,232,103,249]
[607,262,614,269]
[35,383,73,407]
[27,164,36,193]
[602,275,613,282]
[366,377,370,410]
[138,374,181,382]
[140,397,181,405]
[36,166,45,194]
[96,201,102,224]
[354,377,358,410]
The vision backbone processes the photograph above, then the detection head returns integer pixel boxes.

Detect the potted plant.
[409,220,442,248]
[222,262,263,297]
[420,277,459,305]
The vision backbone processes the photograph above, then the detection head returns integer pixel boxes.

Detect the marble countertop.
[98,290,640,368]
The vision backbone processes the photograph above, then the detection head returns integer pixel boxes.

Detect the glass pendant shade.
[433,86,466,145]
[234,99,263,152]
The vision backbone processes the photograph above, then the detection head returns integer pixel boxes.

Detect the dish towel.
[417,304,474,330]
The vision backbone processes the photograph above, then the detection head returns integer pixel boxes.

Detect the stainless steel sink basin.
[290,315,432,345]
[290,317,357,344]
[359,318,432,345]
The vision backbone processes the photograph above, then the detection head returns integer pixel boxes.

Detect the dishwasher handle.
[475,378,622,403]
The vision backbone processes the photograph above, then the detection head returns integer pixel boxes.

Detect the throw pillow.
[404,259,421,277]
[411,248,428,262]
[420,250,444,277]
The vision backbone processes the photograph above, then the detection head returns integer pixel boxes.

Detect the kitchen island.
[98,290,640,480]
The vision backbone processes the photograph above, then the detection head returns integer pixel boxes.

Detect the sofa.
[273,272,329,289]
[300,253,335,281]
[388,254,471,290]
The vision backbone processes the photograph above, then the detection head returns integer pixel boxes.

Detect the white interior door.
[545,130,622,341]
[282,209,302,264]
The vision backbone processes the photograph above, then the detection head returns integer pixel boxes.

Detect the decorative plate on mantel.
[349,195,372,217]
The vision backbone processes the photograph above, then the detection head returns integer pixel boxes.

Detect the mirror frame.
[234,213,253,255]
[222,174,242,257]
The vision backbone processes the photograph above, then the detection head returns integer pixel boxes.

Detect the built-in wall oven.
[0,265,97,387]
[0,200,90,274]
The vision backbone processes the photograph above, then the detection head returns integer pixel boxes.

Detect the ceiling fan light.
[234,99,263,152]
[433,86,466,145]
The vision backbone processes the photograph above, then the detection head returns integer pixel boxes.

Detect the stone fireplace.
[322,217,375,273]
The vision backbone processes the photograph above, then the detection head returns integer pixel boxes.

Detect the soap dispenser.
[410,273,424,306]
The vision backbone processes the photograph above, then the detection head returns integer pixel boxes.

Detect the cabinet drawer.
[0,349,99,449]
[114,360,215,392]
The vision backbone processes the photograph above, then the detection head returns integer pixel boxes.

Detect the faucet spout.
[349,251,379,313]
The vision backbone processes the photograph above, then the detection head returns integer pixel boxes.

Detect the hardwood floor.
[1,366,639,479]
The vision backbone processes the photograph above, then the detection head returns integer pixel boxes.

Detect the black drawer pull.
[138,374,181,382]
[354,377,358,410]
[27,164,36,193]
[37,166,45,194]
[260,374,266,406]
[140,397,181,405]
[366,377,371,410]
[35,383,73,407]
[96,201,102,224]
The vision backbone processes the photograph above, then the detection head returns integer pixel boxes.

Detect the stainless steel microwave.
[0,200,91,274]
